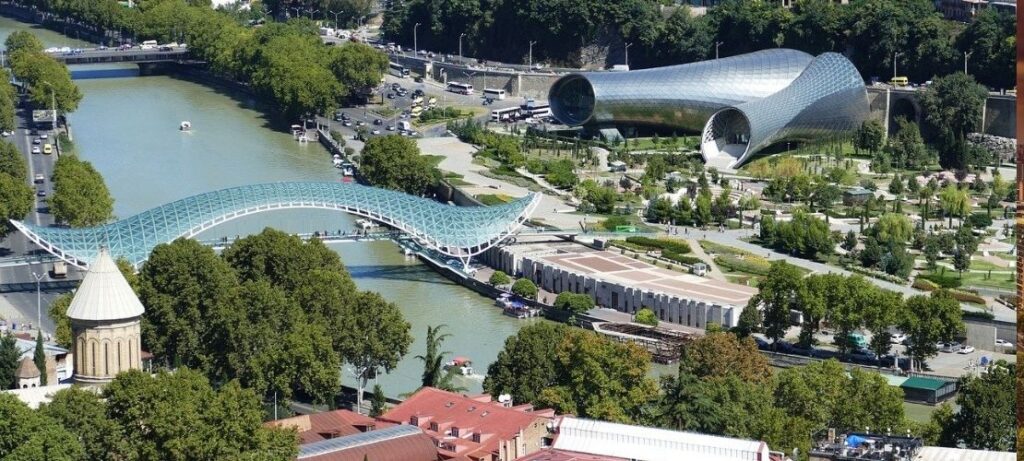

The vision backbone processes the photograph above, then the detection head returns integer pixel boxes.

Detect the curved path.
[13,182,541,269]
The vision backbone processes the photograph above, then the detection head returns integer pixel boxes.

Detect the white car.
[39,133,48,140]
[31,146,40,154]
[957,345,975,354]
[1,131,9,137]
[995,339,1014,349]
[371,129,381,135]
[889,333,907,345]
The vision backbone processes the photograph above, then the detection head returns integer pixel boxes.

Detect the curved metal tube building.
[547,49,868,168]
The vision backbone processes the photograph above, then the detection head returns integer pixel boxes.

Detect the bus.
[410,105,423,117]
[490,107,520,122]
[389,62,409,78]
[889,76,909,87]
[483,88,506,100]
[446,81,474,95]
[520,103,551,119]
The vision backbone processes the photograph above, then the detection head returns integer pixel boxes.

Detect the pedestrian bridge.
[11,182,541,269]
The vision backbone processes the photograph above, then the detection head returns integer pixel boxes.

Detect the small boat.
[495,293,515,308]
[444,357,474,376]
[179,121,191,131]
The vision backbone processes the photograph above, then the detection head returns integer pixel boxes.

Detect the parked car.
[890,333,907,345]
[371,129,381,135]
[342,121,352,127]
[958,345,975,354]
[373,119,383,125]
[386,93,395,99]
[995,339,1014,349]
[386,125,395,131]
[940,342,961,353]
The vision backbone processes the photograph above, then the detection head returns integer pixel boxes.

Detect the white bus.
[520,103,551,119]
[446,81,474,95]
[490,107,520,122]
[388,62,409,78]
[140,40,158,50]
[483,88,506,100]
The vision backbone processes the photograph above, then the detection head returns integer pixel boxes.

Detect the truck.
[51,261,67,279]
[398,121,412,131]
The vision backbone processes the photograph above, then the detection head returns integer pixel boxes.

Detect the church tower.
[67,248,145,384]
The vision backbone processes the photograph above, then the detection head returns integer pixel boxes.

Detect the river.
[0,17,531,398]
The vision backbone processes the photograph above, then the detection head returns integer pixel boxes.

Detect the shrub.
[916,272,962,289]
[635,308,658,327]
[948,289,986,305]
[511,278,538,300]
[714,255,771,276]
[600,215,630,231]
[961,310,995,320]
[663,250,705,267]
[911,277,940,291]
[624,236,691,254]
[489,271,511,286]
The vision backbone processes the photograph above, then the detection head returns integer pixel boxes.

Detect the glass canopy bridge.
[11,182,541,270]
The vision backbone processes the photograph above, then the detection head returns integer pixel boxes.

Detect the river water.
[0,17,532,397]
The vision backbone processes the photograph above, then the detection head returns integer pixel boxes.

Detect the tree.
[938,184,970,227]
[861,289,903,361]
[0,173,33,239]
[634,308,658,326]
[734,301,762,338]
[484,323,564,405]
[33,331,46,386]
[359,135,439,195]
[4,31,43,55]
[369,384,387,418]
[873,213,913,246]
[554,292,595,316]
[0,334,19,390]
[841,230,858,252]
[223,228,353,294]
[0,392,84,460]
[685,331,771,384]
[49,155,114,227]
[942,363,1015,450]
[537,329,658,423]
[919,73,989,169]
[887,118,930,169]
[40,387,130,460]
[899,291,964,371]
[854,119,885,154]
[510,278,538,300]
[415,324,451,389]
[336,291,412,413]
[752,261,804,346]
[488,270,511,286]
[102,369,298,460]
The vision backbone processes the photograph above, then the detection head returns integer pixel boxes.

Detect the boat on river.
[496,293,540,319]
[443,357,474,376]
[179,121,191,131]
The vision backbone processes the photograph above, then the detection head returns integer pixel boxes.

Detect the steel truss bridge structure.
[11,182,541,270]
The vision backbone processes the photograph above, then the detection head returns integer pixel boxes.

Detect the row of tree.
[0,141,33,238]
[0,369,298,460]
[5,31,83,114]
[17,0,388,123]
[49,154,115,227]
[97,229,414,411]
[741,261,964,370]
[383,0,1013,89]
[358,135,439,196]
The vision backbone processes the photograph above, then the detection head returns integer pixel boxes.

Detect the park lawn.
[421,154,445,167]
[476,193,515,206]
[957,271,1016,291]
[964,258,1013,271]
[903,402,937,424]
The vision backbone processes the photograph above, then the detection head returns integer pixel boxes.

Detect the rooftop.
[379,387,555,460]
[265,409,381,444]
[528,245,756,307]
[15,357,39,379]
[514,449,628,461]
[66,247,145,322]
[552,416,769,461]
[296,424,438,461]
[900,377,951,391]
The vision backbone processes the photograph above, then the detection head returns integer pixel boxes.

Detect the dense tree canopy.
[0,141,33,238]
[359,135,439,196]
[49,155,114,227]
[939,363,1015,451]
[7,32,82,113]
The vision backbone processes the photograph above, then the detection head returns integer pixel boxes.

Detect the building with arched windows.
[66,247,145,384]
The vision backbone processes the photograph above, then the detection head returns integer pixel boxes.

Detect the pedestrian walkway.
[685,238,727,282]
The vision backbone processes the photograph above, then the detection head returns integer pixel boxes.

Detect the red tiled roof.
[379,387,552,460]
[298,425,439,461]
[513,449,628,461]
[266,410,379,444]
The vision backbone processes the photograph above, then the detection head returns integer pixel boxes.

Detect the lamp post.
[329,10,343,29]
[307,9,319,20]
[31,272,43,332]
[892,51,902,79]
[624,42,632,68]
[963,51,972,75]
[413,22,421,55]
[289,6,301,18]
[528,40,536,70]
[715,41,723,59]
[459,33,466,60]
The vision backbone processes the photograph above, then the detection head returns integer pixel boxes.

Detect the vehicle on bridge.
[140,40,158,50]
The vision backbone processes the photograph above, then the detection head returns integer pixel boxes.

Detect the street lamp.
[31,272,43,333]
[307,9,320,20]
[459,33,466,60]
[624,42,632,68]
[528,40,537,70]
[329,10,343,29]
[963,51,972,75]
[892,51,903,79]
[288,6,301,18]
[715,41,723,59]
[413,22,421,55]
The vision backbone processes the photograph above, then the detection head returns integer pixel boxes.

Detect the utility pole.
[963,51,972,75]
[892,51,902,79]
[413,22,421,55]
[715,41,723,59]
[624,42,632,68]
[459,33,466,60]
[32,272,43,332]
[528,40,536,70]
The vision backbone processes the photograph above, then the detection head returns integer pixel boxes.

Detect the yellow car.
[42,144,53,155]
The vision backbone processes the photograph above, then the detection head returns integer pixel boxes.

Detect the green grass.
[444,177,473,186]
[903,402,936,423]
[962,258,1013,271]
[421,154,445,167]
[475,193,515,206]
